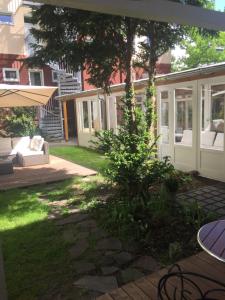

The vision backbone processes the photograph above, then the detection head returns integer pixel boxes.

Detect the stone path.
[177,183,225,217]
[54,209,160,299]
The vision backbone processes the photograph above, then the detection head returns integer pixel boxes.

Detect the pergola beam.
[32,0,225,31]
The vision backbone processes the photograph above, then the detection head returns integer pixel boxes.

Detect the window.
[116,95,124,127]
[52,70,58,83]
[160,91,169,144]
[100,98,107,130]
[175,87,193,146]
[29,70,43,86]
[3,68,19,82]
[82,101,89,130]
[0,13,13,25]
[136,94,145,111]
[91,101,99,130]
[201,84,224,151]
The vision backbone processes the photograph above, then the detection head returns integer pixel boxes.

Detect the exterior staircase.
[39,69,81,142]
[39,106,64,142]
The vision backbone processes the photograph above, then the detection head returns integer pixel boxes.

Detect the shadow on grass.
[0,186,78,300]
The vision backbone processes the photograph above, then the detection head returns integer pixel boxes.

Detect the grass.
[0,174,108,300]
[50,146,108,173]
[0,147,110,299]
[0,186,73,300]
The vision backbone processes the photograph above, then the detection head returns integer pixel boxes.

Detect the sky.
[215,0,225,11]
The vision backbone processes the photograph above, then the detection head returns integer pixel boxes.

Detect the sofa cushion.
[214,133,224,149]
[180,130,192,145]
[12,136,30,153]
[18,150,44,156]
[30,136,44,151]
[212,119,224,133]
[201,131,216,147]
[0,138,12,155]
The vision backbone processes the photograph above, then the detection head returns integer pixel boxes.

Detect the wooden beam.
[33,0,225,31]
[63,101,69,141]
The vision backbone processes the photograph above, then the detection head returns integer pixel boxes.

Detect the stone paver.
[120,268,144,284]
[56,213,89,226]
[74,276,118,293]
[73,261,96,275]
[132,255,159,272]
[101,267,119,275]
[177,183,225,217]
[96,238,122,251]
[76,219,97,230]
[69,239,89,258]
[112,252,134,266]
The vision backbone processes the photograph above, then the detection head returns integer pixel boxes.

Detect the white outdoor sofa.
[0,136,49,167]
[178,129,224,150]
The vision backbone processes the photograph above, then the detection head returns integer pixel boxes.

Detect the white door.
[158,81,198,172]
[197,77,225,181]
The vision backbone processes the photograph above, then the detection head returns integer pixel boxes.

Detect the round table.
[198,220,225,262]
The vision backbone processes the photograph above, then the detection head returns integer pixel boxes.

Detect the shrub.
[94,89,178,200]
[4,108,39,137]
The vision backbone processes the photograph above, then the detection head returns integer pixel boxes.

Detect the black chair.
[158,264,225,300]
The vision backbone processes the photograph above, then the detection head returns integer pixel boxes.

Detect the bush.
[94,89,178,200]
[4,108,39,137]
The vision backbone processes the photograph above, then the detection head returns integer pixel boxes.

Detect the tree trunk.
[124,17,137,136]
[146,22,158,136]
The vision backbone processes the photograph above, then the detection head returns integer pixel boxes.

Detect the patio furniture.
[157,220,225,299]
[158,264,225,299]
[180,129,192,145]
[0,159,13,175]
[0,136,49,167]
[198,220,225,262]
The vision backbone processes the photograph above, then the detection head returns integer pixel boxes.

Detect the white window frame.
[28,69,44,86]
[52,70,58,83]
[81,100,90,132]
[3,68,19,82]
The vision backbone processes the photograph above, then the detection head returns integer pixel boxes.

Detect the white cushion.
[18,150,44,156]
[12,136,30,153]
[212,119,224,133]
[180,130,192,145]
[0,138,12,153]
[201,131,216,147]
[30,136,44,151]
[214,133,224,149]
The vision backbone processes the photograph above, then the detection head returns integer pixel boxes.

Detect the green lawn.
[0,147,109,299]
[50,146,108,173]
[0,185,75,300]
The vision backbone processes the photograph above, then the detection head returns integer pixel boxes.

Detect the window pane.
[175,87,193,146]
[82,102,89,129]
[160,91,169,144]
[100,99,107,130]
[136,94,145,111]
[91,101,99,130]
[30,72,42,86]
[201,84,224,151]
[116,96,124,126]
[0,14,13,24]
[5,70,17,79]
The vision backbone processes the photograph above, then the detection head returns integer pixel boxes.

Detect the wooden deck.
[97,252,225,300]
[0,155,97,190]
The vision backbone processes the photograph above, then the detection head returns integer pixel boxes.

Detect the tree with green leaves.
[28,0,213,198]
[173,30,225,71]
